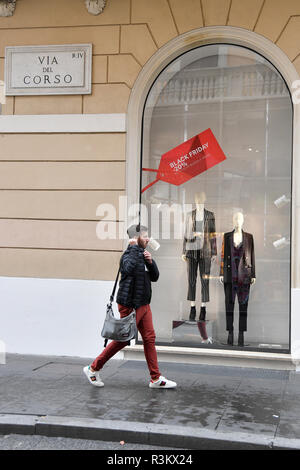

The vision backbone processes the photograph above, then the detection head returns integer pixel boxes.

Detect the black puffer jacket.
[116,244,159,308]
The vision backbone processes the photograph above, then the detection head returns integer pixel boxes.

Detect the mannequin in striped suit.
[182,192,217,341]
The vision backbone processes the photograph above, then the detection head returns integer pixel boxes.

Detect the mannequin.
[220,212,256,346]
[182,192,217,342]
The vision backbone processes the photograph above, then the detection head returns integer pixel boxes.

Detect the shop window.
[140,44,292,352]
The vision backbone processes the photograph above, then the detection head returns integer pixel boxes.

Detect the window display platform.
[134,320,286,354]
[125,343,293,370]
[136,320,289,353]
[170,321,289,353]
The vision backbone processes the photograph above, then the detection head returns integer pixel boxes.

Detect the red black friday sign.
[142,128,226,193]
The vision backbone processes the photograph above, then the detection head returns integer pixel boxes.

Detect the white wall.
[0,113,126,360]
[1,276,299,367]
[0,276,124,360]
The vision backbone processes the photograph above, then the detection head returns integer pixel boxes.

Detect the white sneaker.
[201,337,213,344]
[149,375,177,389]
[83,365,104,387]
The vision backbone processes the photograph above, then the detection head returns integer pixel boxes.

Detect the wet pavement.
[0,354,300,449]
[0,434,180,451]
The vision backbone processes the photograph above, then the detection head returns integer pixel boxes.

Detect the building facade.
[0,0,300,369]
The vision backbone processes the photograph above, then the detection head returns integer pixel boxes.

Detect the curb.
[1,413,300,450]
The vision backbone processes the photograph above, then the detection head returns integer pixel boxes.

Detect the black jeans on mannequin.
[224,283,250,332]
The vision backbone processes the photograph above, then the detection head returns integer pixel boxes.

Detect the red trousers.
[91,304,161,381]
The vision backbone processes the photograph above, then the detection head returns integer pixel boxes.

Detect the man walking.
[83,224,177,389]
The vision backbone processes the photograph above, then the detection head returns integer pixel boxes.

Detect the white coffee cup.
[148,237,160,251]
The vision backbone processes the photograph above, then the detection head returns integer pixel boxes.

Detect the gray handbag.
[101,266,137,347]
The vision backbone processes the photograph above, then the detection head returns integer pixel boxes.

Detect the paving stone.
[1,354,299,449]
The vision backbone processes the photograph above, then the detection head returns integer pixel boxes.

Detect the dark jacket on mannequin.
[116,244,159,308]
[220,230,255,284]
[183,208,217,260]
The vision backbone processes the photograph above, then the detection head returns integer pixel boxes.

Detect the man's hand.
[144,250,152,264]
[128,238,138,246]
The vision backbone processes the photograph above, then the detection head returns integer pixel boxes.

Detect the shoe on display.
[189,306,196,322]
[149,375,177,389]
[83,365,104,387]
[199,306,206,321]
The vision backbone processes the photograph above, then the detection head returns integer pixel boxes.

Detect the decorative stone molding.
[0,0,16,17]
[0,0,107,17]
[85,0,106,15]
[0,114,126,133]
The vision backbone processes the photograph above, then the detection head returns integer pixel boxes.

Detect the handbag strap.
[109,266,121,304]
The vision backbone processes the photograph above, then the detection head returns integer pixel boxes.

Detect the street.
[0,433,181,451]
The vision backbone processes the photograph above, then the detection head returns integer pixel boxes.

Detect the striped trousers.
[186,250,210,302]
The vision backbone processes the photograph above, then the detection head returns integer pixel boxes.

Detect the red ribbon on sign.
[142,128,226,193]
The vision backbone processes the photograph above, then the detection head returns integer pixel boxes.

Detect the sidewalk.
[1,353,300,450]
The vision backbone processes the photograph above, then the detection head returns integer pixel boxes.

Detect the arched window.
[140,44,292,351]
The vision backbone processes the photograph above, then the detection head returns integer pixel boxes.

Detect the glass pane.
[141,44,292,352]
